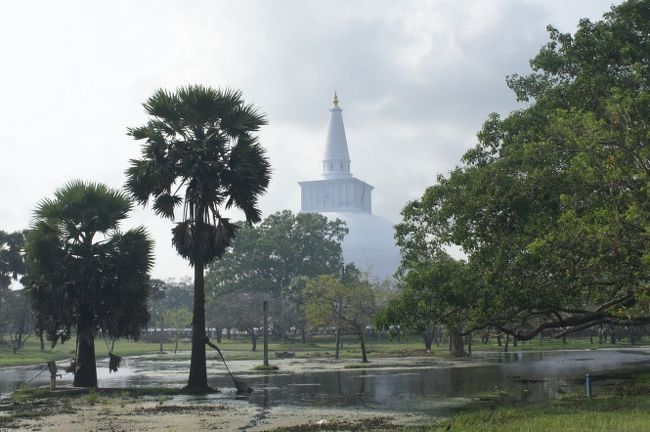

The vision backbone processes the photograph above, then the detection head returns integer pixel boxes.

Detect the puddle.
[2,348,649,416]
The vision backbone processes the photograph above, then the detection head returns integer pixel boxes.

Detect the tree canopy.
[305,264,377,362]
[399,0,650,340]
[205,210,347,343]
[206,210,347,298]
[0,230,26,291]
[378,251,469,354]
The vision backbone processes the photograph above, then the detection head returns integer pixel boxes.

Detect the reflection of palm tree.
[26,181,153,387]
[125,86,271,390]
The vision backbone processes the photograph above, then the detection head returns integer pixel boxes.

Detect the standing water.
[2,348,649,416]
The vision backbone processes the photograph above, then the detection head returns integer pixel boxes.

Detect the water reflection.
[2,348,649,416]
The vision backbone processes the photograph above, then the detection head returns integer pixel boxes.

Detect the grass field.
[0,333,647,367]
[422,371,650,432]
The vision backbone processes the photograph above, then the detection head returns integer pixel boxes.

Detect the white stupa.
[299,94,401,280]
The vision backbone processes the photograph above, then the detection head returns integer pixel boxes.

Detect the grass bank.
[1,334,648,368]
[419,371,650,432]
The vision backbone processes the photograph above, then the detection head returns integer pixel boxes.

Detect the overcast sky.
[0,0,622,280]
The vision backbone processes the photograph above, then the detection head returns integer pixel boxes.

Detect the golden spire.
[332,91,339,108]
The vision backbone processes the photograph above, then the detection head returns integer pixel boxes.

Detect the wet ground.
[3,348,650,417]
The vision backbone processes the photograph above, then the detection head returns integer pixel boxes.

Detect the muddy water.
[2,348,650,416]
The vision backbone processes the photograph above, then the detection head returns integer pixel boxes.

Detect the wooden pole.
[263,300,269,367]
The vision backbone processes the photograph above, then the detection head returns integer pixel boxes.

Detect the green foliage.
[206,210,346,298]
[305,265,376,331]
[401,0,650,339]
[125,85,271,267]
[205,210,347,342]
[164,308,192,333]
[304,265,378,361]
[24,181,154,387]
[0,230,26,290]
[378,252,468,350]
[24,181,154,345]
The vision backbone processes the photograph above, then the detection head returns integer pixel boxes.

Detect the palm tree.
[25,181,153,388]
[125,85,271,390]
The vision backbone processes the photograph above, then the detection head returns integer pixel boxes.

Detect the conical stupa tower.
[299,94,400,280]
[299,94,374,213]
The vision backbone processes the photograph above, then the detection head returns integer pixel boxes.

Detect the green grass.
[418,370,650,432]
[426,396,650,432]
[1,334,647,367]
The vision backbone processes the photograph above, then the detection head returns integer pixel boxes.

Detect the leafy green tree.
[0,230,26,290]
[217,291,270,351]
[1,289,34,353]
[305,265,377,362]
[207,211,346,297]
[164,308,193,354]
[406,0,650,340]
[25,181,153,387]
[206,210,346,342]
[147,278,167,353]
[378,252,469,355]
[125,85,271,390]
[0,230,26,342]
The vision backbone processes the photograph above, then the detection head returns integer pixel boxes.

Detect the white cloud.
[0,0,621,279]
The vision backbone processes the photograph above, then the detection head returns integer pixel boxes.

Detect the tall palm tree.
[125,85,271,390]
[25,181,154,388]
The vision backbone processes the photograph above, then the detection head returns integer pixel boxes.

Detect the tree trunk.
[300,327,307,344]
[215,327,222,343]
[250,330,257,352]
[39,330,45,352]
[504,334,510,353]
[335,327,341,360]
[187,263,208,390]
[159,315,164,353]
[174,334,179,354]
[227,327,231,340]
[450,331,466,356]
[359,327,368,363]
[74,327,98,388]
[423,329,433,353]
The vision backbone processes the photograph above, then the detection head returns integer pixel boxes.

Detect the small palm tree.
[125,85,271,390]
[25,181,153,388]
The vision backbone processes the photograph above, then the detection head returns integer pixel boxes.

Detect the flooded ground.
[3,348,650,417]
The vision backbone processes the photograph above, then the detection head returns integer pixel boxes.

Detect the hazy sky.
[0,0,621,279]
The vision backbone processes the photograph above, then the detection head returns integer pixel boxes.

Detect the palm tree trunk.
[187,263,208,390]
[74,327,98,387]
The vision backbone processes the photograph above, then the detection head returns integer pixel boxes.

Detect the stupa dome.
[322,211,400,280]
[299,94,401,280]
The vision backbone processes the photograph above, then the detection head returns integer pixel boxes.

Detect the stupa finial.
[332,91,339,108]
